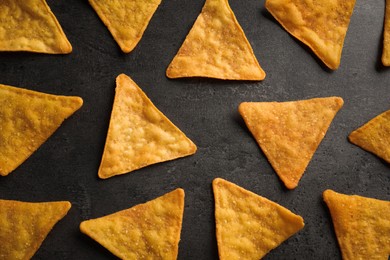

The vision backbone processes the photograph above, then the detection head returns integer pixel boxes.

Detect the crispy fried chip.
[0,200,71,259]
[0,83,83,176]
[98,74,197,179]
[80,188,185,259]
[323,190,390,260]
[213,178,304,259]
[89,0,162,53]
[0,0,72,54]
[266,0,356,70]
[348,109,390,163]
[239,97,343,189]
[166,0,265,80]
[383,0,390,65]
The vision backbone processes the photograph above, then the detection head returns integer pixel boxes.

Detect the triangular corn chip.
[98,74,197,179]
[383,0,390,65]
[0,0,72,54]
[0,200,71,259]
[348,109,390,163]
[0,83,83,176]
[266,0,356,70]
[89,0,162,53]
[80,188,185,259]
[323,189,390,260]
[213,178,304,259]
[239,97,343,189]
[166,0,265,80]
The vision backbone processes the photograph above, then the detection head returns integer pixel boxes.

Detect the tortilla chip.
[239,97,343,189]
[348,109,390,163]
[266,0,356,70]
[383,0,390,65]
[98,74,197,179]
[80,188,185,259]
[0,83,83,176]
[0,0,72,54]
[0,200,71,259]
[89,0,162,53]
[323,189,390,260]
[166,0,265,80]
[213,178,304,259]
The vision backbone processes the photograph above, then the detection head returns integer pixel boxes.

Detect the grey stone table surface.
[0,0,389,259]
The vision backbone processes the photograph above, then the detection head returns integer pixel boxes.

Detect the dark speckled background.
[0,0,389,259]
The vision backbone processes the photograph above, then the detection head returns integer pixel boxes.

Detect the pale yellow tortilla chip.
[239,97,343,189]
[349,109,390,163]
[0,0,72,54]
[266,0,356,70]
[80,188,185,260]
[166,0,265,80]
[0,83,83,176]
[213,178,304,259]
[383,0,390,65]
[89,0,162,53]
[0,200,71,260]
[323,189,390,260]
[98,74,197,179]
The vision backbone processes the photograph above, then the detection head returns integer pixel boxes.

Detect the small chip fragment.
[348,109,390,163]
[323,189,390,260]
[80,188,185,260]
[89,0,162,53]
[239,97,343,189]
[0,83,83,176]
[265,0,356,69]
[213,178,304,259]
[98,74,197,179]
[166,0,265,80]
[0,200,71,259]
[0,0,72,54]
[383,0,390,65]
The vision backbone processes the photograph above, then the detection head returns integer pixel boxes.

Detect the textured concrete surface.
[0,0,389,259]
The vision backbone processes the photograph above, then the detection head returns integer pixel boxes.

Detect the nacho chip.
[349,109,390,163]
[239,97,343,189]
[0,83,83,176]
[166,0,265,80]
[213,178,304,259]
[80,188,185,259]
[0,200,71,259]
[98,74,197,179]
[323,189,390,260]
[383,0,390,65]
[0,0,72,54]
[266,0,356,70]
[89,0,162,53]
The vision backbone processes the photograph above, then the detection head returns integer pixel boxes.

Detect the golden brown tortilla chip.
[80,188,185,259]
[266,0,356,70]
[239,97,343,189]
[0,83,83,176]
[98,74,197,179]
[89,0,162,53]
[0,0,72,54]
[383,0,390,65]
[348,109,390,163]
[323,189,390,260]
[0,200,71,259]
[166,0,265,80]
[213,178,304,259]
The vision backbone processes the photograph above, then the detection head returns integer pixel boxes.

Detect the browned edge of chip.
[382,0,390,66]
